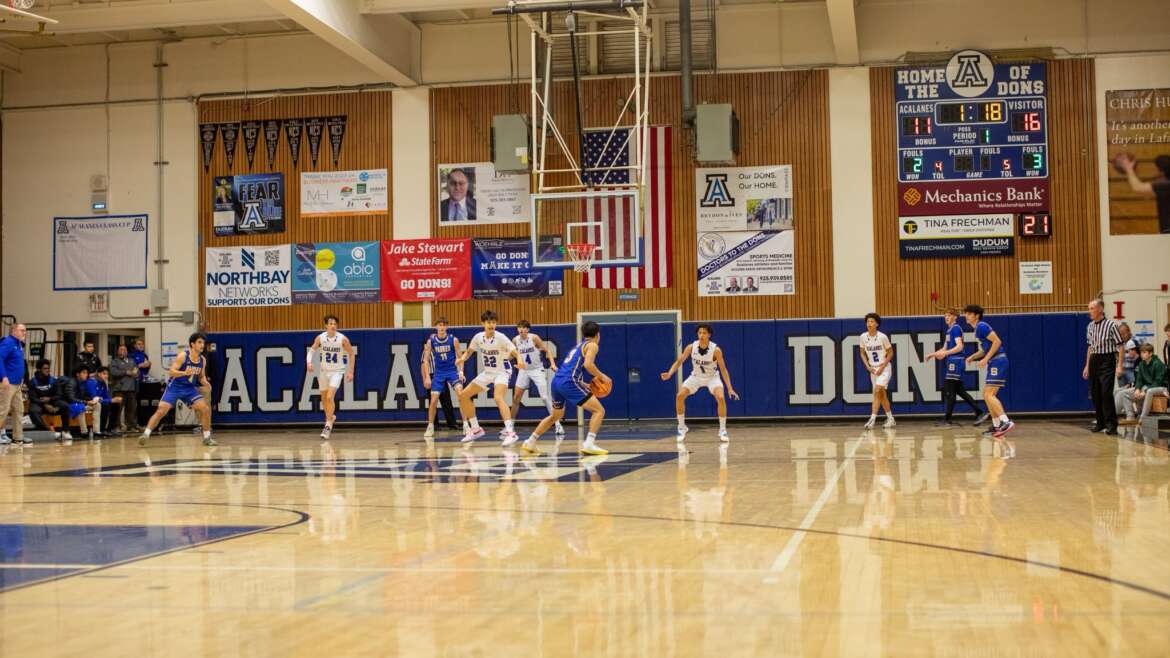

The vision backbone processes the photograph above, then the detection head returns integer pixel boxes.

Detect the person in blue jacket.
[84,366,123,437]
[0,324,28,446]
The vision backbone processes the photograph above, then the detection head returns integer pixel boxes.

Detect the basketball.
[590,378,612,399]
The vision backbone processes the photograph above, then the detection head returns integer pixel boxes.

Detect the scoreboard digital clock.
[1018,212,1051,237]
[895,51,1051,259]
[896,51,1048,185]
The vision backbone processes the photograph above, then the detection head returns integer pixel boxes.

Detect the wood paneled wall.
[431,71,834,325]
[870,60,1101,315]
[198,91,392,331]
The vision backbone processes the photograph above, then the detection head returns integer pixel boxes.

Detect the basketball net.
[565,243,597,273]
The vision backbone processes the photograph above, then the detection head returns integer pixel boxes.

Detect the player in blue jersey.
[963,305,1014,437]
[927,308,989,428]
[138,332,215,447]
[521,320,612,456]
[422,317,466,439]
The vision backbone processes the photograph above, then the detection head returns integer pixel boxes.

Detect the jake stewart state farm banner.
[380,239,471,302]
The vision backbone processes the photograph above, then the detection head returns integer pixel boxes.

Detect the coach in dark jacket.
[76,341,102,375]
[109,345,139,431]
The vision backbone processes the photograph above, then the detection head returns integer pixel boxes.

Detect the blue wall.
[207,312,1089,425]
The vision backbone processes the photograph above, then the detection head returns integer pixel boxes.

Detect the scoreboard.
[895,51,1050,259]
[898,97,1048,182]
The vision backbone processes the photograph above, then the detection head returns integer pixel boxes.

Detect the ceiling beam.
[362,0,501,14]
[32,0,284,35]
[824,0,859,65]
[263,0,420,86]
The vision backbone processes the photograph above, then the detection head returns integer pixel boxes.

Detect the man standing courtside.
[1083,299,1125,435]
[0,324,28,445]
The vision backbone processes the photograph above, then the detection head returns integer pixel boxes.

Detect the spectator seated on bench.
[53,364,95,440]
[1119,343,1168,424]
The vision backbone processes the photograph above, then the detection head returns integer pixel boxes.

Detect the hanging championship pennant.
[263,119,282,169]
[305,117,325,168]
[220,122,241,171]
[200,123,219,172]
[327,115,348,167]
[284,118,304,167]
[241,120,261,171]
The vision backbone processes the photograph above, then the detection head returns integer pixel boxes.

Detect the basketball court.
[2,0,1170,656]
[2,421,1169,656]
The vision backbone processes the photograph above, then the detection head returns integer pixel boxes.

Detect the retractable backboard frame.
[493,0,653,271]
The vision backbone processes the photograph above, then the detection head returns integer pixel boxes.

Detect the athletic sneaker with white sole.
[461,427,486,443]
[501,431,520,447]
[884,417,896,428]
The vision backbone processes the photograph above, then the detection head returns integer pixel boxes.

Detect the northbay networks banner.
[207,314,1089,424]
[205,245,292,307]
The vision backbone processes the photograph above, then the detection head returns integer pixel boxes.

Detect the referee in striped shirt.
[1082,299,1125,434]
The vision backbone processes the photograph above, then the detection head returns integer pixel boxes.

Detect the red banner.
[380,239,471,302]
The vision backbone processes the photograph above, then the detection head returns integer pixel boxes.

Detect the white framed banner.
[53,214,148,291]
[300,169,388,217]
[205,245,292,307]
[696,165,793,233]
[697,231,795,297]
[437,162,530,225]
[1019,261,1053,295]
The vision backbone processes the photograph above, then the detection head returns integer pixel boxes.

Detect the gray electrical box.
[492,114,530,173]
[150,288,169,310]
[695,104,739,163]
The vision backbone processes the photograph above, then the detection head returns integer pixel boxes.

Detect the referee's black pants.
[1089,353,1118,430]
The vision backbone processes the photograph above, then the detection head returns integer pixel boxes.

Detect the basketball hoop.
[9,0,36,10]
[565,243,597,273]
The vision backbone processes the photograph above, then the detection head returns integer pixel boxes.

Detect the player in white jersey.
[455,310,522,445]
[509,320,564,436]
[858,312,895,429]
[305,315,355,440]
[661,324,739,443]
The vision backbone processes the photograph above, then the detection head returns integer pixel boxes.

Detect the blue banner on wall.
[207,313,1089,425]
[472,237,564,299]
[212,173,285,236]
[292,241,380,303]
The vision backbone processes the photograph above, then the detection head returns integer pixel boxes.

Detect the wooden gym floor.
[1,419,1168,657]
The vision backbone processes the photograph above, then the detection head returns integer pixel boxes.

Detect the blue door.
[624,322,678,419]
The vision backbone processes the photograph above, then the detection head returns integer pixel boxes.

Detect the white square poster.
[1019,261,1052,294]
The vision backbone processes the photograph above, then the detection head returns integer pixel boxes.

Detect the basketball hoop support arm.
[492,0,643,16]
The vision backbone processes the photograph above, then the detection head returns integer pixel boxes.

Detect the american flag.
[581,125,673,289]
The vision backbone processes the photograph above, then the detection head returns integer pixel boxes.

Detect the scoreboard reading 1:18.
[897,95,1048,183]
